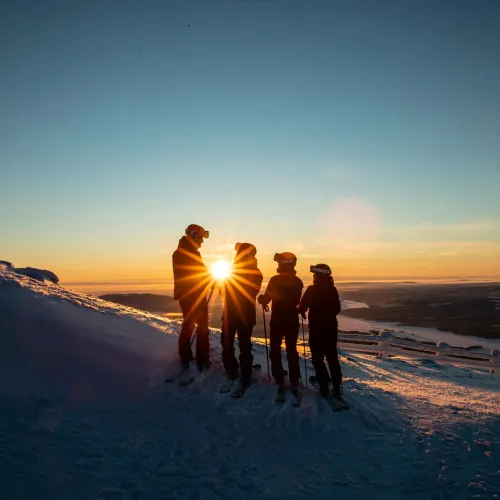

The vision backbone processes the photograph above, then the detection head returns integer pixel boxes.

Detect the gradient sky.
[1,0,499,285]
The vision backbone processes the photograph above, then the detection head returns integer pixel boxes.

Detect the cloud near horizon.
[389,218,500,240]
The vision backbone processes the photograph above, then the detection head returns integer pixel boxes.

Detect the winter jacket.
[259,272,303,326]
[223,256,263,327]
[172,236,210,302]
[298,282,341,330]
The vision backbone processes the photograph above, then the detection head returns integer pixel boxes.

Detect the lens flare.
[210,259,232,282]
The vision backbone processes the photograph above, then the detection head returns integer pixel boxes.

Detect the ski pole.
[262,305,271,379]
[206,281,217,303]
[301,315,308,388]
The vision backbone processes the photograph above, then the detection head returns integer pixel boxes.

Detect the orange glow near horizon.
[59,253,500,297]
[9,228,500,290]
[55,250,500,283]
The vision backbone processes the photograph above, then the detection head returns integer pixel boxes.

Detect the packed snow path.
[1,270,499,499]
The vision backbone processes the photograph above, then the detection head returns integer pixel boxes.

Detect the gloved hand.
[257,295,266,305]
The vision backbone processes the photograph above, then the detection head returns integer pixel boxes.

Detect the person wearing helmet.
[258,252,303,402]
[220,242,263,396]
[172,224,212,371]
[298,264,347,409]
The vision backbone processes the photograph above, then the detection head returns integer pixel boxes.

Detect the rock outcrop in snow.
[0,259,59,284]
[15,267,60,284]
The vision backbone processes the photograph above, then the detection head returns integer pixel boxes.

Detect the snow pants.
[309,327,342,396]
[221,322,253,384]
[178,297,210,367]
[269,323,300,387]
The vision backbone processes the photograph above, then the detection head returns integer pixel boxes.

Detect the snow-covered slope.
[1,269,499,499]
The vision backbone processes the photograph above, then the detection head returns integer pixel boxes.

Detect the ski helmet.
[185,224,209,240]
[309,263,331,276]
[274,252,297,266]
[234,242,257,257]
[274,252,297,273]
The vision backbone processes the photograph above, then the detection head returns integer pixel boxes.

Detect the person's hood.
[178,235,200,251]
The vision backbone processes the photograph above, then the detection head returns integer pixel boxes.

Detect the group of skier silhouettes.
[172,224,347,409]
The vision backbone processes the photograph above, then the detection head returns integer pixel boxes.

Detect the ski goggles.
[187,229,209,239]
[310,265,331,275]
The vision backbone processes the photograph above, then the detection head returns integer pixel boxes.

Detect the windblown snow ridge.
[0,267,177,329]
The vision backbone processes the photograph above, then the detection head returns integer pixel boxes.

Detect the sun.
[210,259,232,282]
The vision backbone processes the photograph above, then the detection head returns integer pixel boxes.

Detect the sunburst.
[210,259,232,282]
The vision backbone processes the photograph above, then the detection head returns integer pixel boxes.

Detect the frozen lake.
[339,300,500,351]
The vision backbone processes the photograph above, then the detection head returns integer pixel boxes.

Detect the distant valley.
[339,282,500,339]
[99,282,500,340]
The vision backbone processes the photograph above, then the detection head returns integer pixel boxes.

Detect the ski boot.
[219,376,237,394]
[231,379,251,399]
[319,384,341,411]
[333,383,349,410]
[291,386,302,407]
[196,360,212,372]
[275,385,286,403]
[319,383,329,399]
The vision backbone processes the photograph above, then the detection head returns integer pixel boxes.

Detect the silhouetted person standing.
[298,264,347,410]
[172,224,212,371]
[258,252,303,402]
[220,243,263,396]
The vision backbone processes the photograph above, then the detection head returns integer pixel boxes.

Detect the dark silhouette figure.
[298,264,343,399]
[258,252,303,393]
[221,243,263,387]
[172,224,212,370]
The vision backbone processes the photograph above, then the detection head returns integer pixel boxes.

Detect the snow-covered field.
[1,269,499,500]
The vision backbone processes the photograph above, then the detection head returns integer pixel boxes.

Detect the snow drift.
[0,268,499,500]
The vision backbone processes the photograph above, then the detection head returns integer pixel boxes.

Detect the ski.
[189,362,213,386]
[179,362,213,387]
[336,395,349,410]
[326,395,342,412]
[220,364,261,396]
[177,370,196,386]
[164,366,189,384]
[165,365,196,386]
[231,382,250,399]
[308,375,349,410]
[220,379,237,394]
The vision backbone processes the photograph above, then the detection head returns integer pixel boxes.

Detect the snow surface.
[1,268,499,499]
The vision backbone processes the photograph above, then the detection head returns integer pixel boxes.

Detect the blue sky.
[1,0,499,282]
